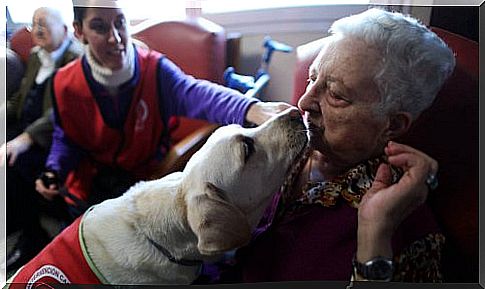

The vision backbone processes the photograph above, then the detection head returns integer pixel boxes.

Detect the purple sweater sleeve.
[158,57,260,126]
[45,111,83,181]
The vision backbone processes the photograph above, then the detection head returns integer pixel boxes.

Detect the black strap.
[58,186,90,212]
[147,237,203,267]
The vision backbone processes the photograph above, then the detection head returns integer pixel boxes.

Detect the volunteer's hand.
[35,171,61,201]
[245,101,294,125]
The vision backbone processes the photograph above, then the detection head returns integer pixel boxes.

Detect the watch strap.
[352,255,394,281]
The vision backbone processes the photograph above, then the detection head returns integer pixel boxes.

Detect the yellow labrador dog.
[9,108,307,286]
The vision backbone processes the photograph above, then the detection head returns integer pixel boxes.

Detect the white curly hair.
[329,8,456,120]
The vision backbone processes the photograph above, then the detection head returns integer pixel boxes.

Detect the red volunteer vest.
[53,48,166,203]
[9,216,103,287]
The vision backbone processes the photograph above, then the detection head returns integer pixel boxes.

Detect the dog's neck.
[146,236,203,267]
[82,174,204,284]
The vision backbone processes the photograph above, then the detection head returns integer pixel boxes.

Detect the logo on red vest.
[135,99,149,131]
[27,265,71,288]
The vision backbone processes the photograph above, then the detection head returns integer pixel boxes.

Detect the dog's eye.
[242,136,255,163]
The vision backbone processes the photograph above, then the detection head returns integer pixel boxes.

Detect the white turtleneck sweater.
[85,41,135,94]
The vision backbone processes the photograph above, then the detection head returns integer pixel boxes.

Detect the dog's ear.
[187,182,251,255]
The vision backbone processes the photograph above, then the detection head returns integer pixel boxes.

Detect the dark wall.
[430,6,479,42]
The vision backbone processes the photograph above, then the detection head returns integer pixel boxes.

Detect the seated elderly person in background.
[35,0,289,222]
[2,6,83,272]
[0,48,24,128]
[6,48,25,100]
[199,8,455,283]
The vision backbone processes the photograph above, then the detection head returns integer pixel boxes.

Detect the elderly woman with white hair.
[202,8,455,283]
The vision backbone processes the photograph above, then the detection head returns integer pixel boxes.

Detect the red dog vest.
[8,213,105,287]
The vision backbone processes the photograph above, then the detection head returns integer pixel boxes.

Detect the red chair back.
[132,18,227,143]
[9,26,34,64]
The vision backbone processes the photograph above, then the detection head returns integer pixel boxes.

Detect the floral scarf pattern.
[297,157,402,208]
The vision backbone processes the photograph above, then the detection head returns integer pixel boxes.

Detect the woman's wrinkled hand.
[359,141,438,231]
[355,141,438,262]
[245,101,294,126]
[0,132,34,166]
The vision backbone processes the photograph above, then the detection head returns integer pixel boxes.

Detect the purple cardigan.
[199,190,442,283]
[46,48,259,179]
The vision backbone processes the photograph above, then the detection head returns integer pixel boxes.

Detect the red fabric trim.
[10,217,101,285]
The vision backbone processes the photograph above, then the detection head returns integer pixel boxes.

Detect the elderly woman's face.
[298,36,390,170]
[74,8,129,70]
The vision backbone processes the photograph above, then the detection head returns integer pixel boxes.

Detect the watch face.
[367,258,393,280]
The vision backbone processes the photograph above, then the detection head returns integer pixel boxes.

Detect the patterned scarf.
[279,152,403,213]
[298,157,402,208]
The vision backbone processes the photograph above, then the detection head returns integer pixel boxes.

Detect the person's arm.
[44,116,83,181]
[0,132,32,166]
[354,141,439,281]
[36,112,83,200]
[24,109,54,150]
[157,57,291,127]
[7,52,39,123]
[1,54,45,166]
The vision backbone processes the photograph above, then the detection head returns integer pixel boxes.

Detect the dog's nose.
[288,108,302,121]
